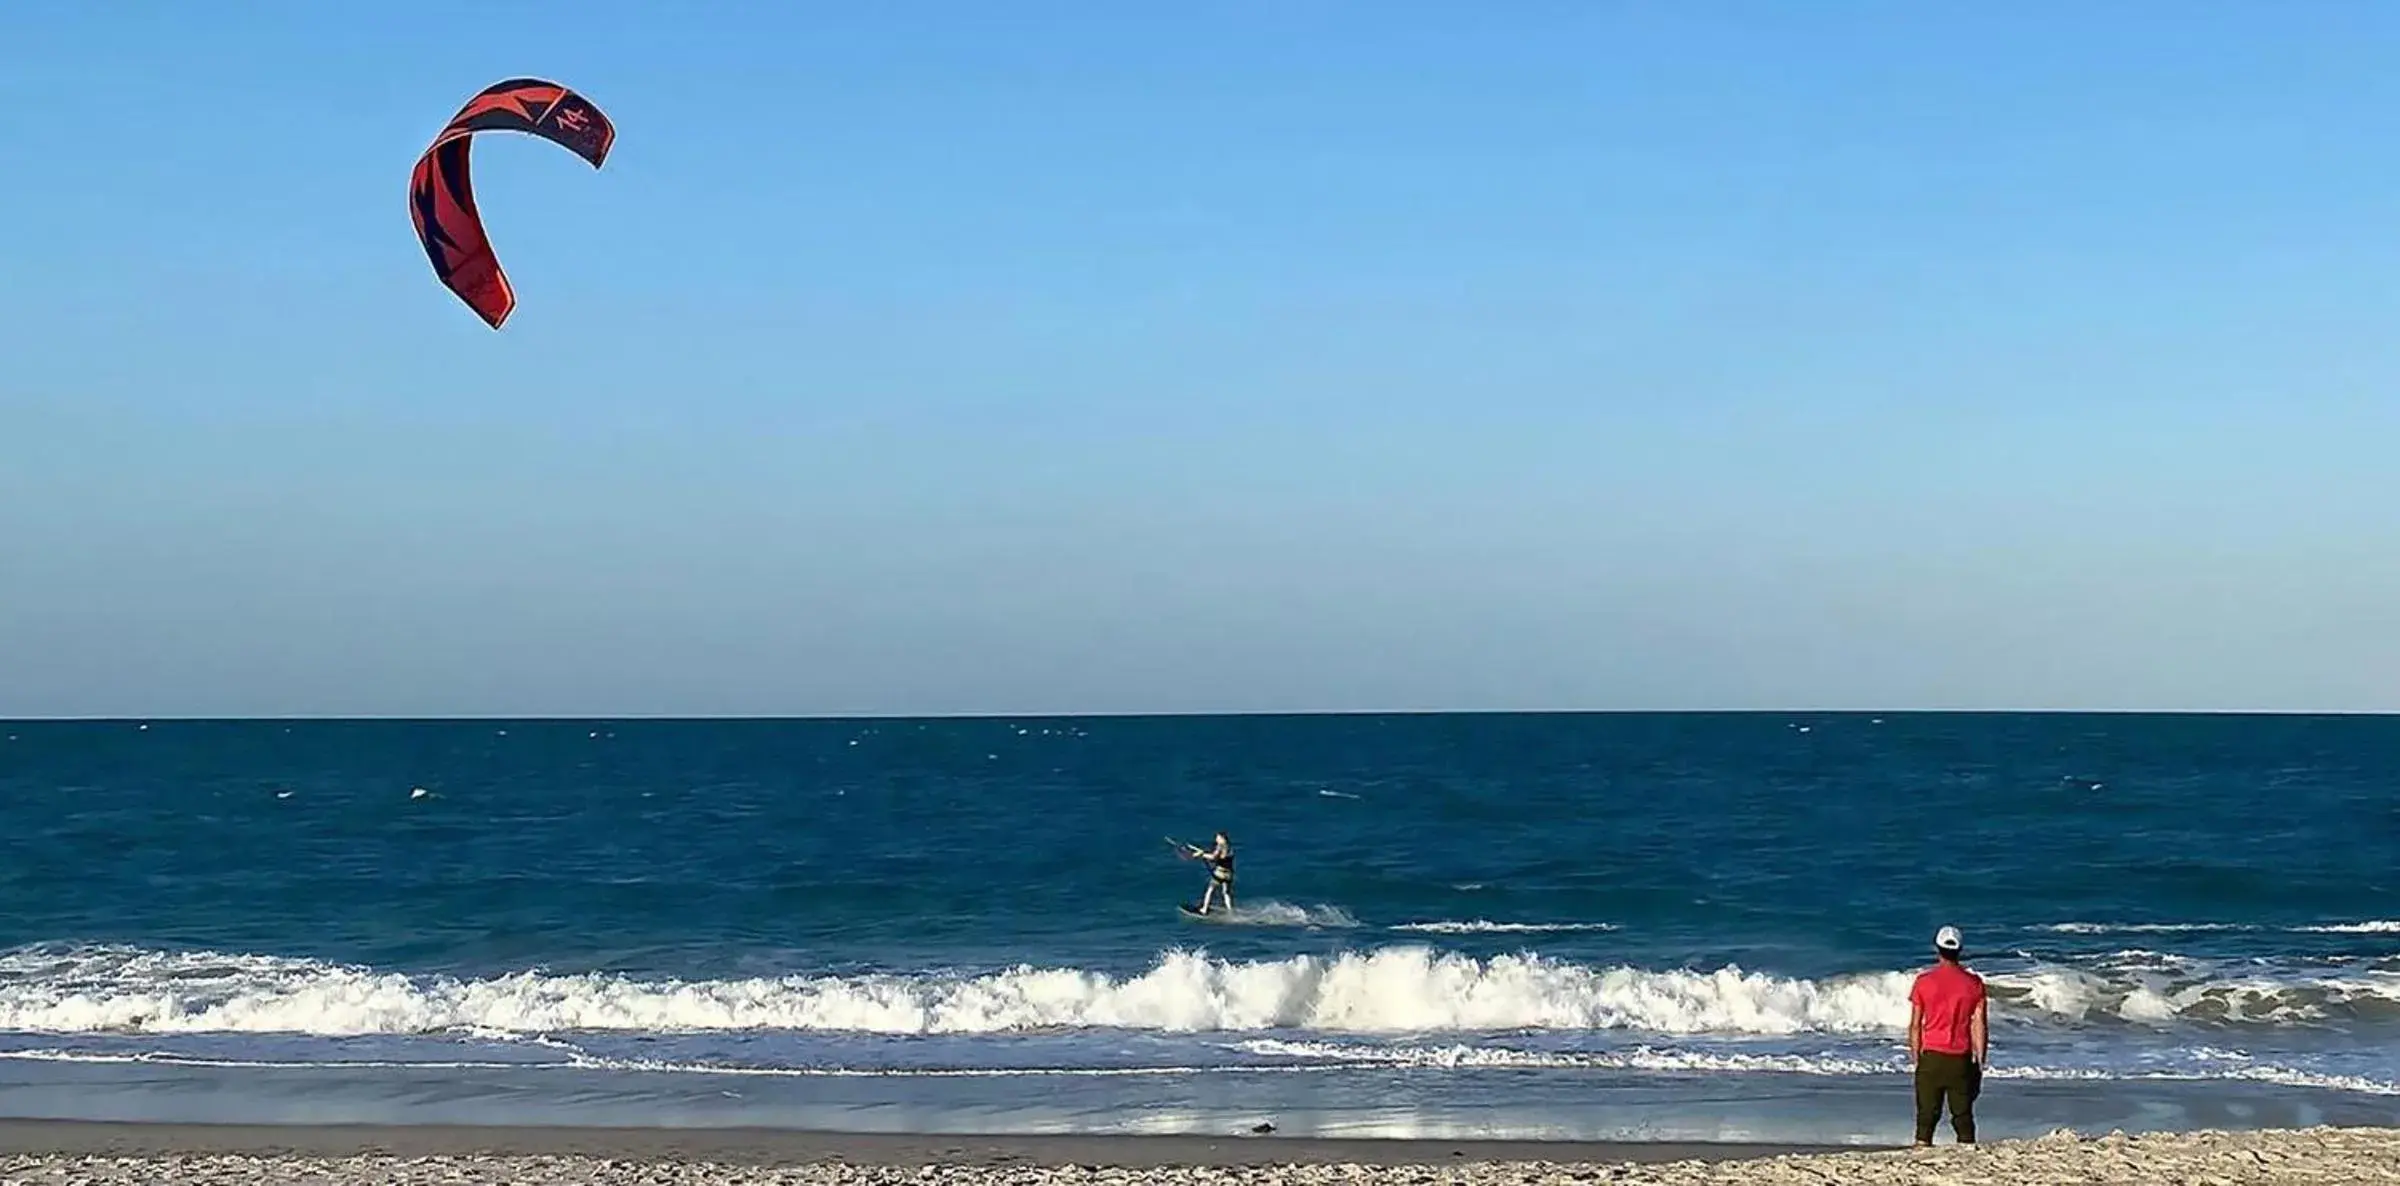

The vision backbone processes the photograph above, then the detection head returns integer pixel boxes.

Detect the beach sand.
[1,1122,2396,1184]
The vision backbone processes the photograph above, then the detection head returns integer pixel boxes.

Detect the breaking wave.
[0,944,2392,1039]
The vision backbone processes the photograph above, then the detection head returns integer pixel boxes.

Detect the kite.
[409,78,615,329]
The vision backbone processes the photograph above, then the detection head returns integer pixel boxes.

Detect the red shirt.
[1910,961,1985,1057]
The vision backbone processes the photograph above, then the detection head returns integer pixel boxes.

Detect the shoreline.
[0,1119,1834,1166]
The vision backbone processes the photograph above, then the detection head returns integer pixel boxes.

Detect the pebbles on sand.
[5,1128,2399,1186]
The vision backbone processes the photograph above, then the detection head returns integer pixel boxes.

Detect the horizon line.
[3,707,2397,724]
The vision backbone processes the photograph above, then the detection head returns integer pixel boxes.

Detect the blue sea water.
[0,713,2394,1143]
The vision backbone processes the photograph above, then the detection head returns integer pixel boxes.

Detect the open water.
[0,713,2394,1142]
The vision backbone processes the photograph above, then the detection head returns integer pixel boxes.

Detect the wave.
[0,1047,1273,1080]
[1,944,2393,1039]
[2034,920,2400,936]
[1389,921,1619,935]
[0,945,1901,1037]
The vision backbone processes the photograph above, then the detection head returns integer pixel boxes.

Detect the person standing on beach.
[1907,925,1988,1145]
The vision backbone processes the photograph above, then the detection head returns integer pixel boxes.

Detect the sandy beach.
[2,1123,2397,1184]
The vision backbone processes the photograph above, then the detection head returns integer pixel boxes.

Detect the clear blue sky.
[4,2,2398,717]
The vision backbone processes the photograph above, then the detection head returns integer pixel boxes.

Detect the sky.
[3,2,2399,717]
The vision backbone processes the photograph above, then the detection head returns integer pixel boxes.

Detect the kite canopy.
[409,78,615,329]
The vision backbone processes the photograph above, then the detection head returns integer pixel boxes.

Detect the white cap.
[1934,925,1963,952]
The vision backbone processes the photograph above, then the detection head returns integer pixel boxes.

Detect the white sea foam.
[1195,901,1359,928]
[0,944,2391,1040]
[1231,1039,2400,1094]
[2037,920,2400,936]
[0,946,1904,1037]
[1389,921,1619,935]
[7,1040,2395,1095]
[2035,923,2257,935]
[1235,1038,1893,1076]
[0,1047,1270,1079]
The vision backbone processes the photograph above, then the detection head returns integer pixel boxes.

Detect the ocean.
[0,713,2393,1143]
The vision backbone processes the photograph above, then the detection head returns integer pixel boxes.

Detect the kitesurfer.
[1182,833,1235,915]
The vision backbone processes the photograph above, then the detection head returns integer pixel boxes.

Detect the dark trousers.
[1913,1050,1981,1144]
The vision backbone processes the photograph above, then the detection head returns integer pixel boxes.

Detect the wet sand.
[0,1119,1824,1166]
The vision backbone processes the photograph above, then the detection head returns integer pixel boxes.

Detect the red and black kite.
[409,78,615,329]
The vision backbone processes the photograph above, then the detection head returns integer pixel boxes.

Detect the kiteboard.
[1178,903,1233,922]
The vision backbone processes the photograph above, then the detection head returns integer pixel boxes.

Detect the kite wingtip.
[480,292,517,330]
